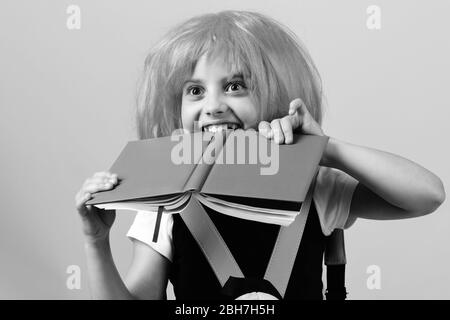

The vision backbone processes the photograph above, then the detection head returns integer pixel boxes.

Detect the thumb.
[288,98,305,115]
[288,98,307,129]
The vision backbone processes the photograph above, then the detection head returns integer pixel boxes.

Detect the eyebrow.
[183,73,244,86]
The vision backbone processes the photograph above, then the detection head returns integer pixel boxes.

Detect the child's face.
[181,55,259,133]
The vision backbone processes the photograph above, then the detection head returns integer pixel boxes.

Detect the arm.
[85,238,169,300]
[84,239,135,299]
[124,239,170,300]
[77,172,169,299]
[321,137,446,220]
[259,98,446,220]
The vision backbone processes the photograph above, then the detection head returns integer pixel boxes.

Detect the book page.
[95,192,191,213]
[195,194,294,226]
[196,193,299,216]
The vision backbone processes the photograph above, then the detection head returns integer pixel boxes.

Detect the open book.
[86,130,328,226]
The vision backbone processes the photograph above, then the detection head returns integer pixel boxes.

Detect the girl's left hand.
[258,98,325,144]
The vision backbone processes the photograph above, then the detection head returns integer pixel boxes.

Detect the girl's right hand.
[75,171,119,244]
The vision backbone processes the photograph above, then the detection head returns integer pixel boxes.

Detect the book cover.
[86,130,328,225]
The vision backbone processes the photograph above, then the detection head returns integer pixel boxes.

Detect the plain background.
[0,0,448,299]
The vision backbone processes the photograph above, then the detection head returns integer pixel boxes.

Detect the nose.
[204,94,229,117]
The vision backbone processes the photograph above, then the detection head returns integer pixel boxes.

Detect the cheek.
[235,101,259,128]
[181,109,190,129]
[181,104,198,131]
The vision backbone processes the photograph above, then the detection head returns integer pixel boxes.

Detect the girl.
[75,11,445,300]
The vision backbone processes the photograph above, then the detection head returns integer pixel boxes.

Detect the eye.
[186,86,204,96]
[225,81,247,93]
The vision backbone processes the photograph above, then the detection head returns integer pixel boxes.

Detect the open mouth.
[202,123,241,133]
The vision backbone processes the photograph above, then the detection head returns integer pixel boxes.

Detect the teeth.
[203,123,239,133]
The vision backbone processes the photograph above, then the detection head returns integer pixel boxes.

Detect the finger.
[295,99,313,121]
[93,171,111,178]
[280,116,294,144]
[270,119,284,144]
[75,192,92,214]
[75,190,83,209]
[83,176,108,187]
[287,99,304,128]
[83,181,115,194]
[100,174,118,184]
[77,174,118,213]
[289,99,325,136]
[83,175,118,188]
[289,98,309,119]
[93,172,118,182]
[258,121,272,139]
[288,98,304,115]
[106,172,118,180]
[289,112,303,132]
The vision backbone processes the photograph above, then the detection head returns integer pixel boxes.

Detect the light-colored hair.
[136,10,323,139]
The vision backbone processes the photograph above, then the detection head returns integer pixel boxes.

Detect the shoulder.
[313,166,359,235]
[126,211,174,262]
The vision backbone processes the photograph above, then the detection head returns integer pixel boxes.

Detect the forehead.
[172,36,253,92]
[191,54,239,78]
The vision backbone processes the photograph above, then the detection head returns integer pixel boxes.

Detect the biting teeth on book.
[203,123,240,133]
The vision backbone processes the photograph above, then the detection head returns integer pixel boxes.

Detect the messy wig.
[136,10,323,139]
